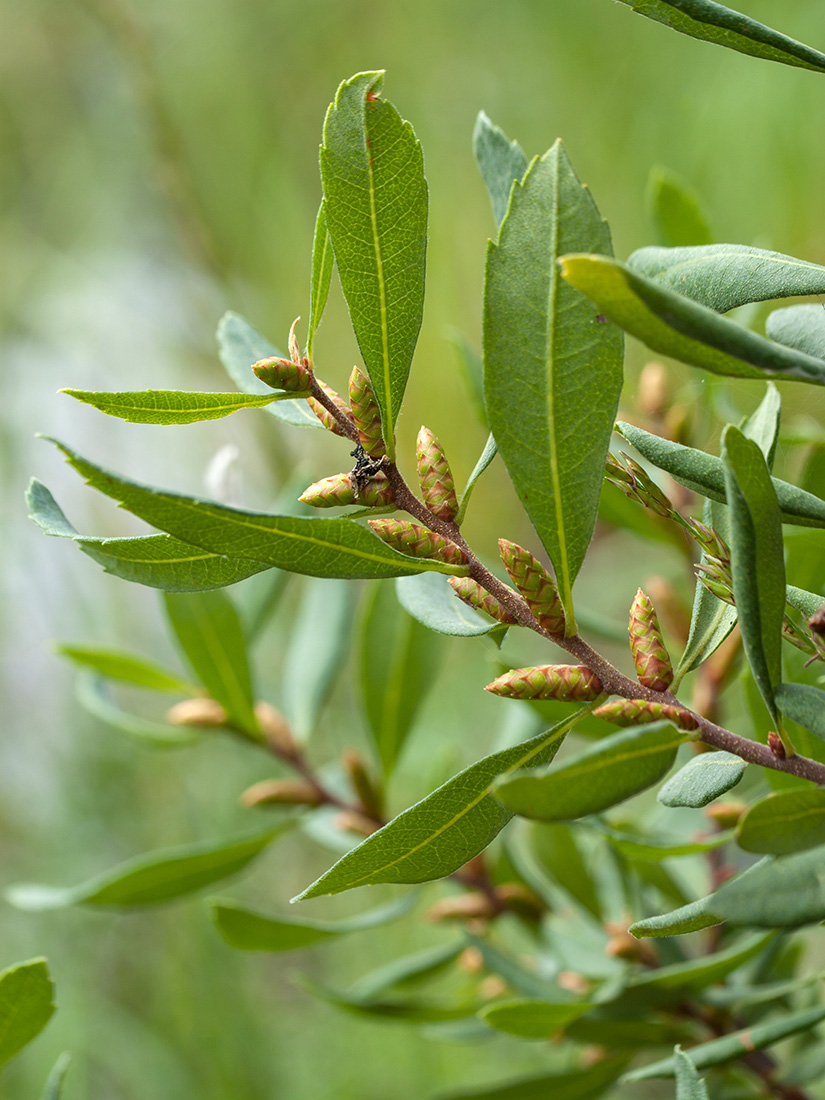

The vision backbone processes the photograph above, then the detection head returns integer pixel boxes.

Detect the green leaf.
[55,643,196,694]
[529,822,602,918]
[7,826,285,910]
[616,0,825,74]
[737,789,825,855]
[298,975,477,1024]
[76,672,200,747]
[216,311,321,429]
[675,501,736,681]
[785,587,825,620]
[627,245,825,314]
[282,578,352,741]
[395,572,500,637]
[320,71,427,457]
[435,1056,628,1100]
[484,143,623,628]
[721,425,785,725]
[61,389,287,425]
[49,440,463,580]
[479,999,592,1040]
[617,423,825,528]
[210,894,412,952]
[306,201,334,363]
[629,895,722,938]
[560,255,825,387]
[658,750,747,808]
[624,1006,825,1081]
[713,847,825,927]
[776,682,825,741]
[598,824,735,861]
[164,590,258,736]
[620,932,772,1002]
[0,959,55,1070]
[294,707,591,899]
[27,479,271,592]
[359,580,444,775]
[674,1046,709,1100]
[455,432,497,525]
[41,1053,71,1100]
[646,166,712,247]
[351,942,464,999]
[495,723,686,822]
[767,304,825,362]
[472,111,529,229]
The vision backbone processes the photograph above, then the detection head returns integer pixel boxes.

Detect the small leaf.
[472,111,529,228]
[77,672,199,747]
[435,1056,629,1100]
[676,501,737,679]
[646,166,711,247]
[776,682,825,741]
[598,824,735,861]
[55,643,196,694]
[298,975,477,1023]
[395,572,500,637]
[484,143,623,628]
[306,201,334,363]
[737,789,825,855]
[560,255,825,387]
[627,245,825,314]
[41,1053,71,1100]
[62,389,287,425]
[320,71,427,457]
[624,1006,825,1081]
[620,932,772,1003]
[767,304,825,362]
[164,590,258,736]
[674,1046,710,1100]
[629,896,721,938]
[658,751,747,808]
[616,0,825,74]
[455,432,497,524]
[351,942,463,999]
[496,723,686,822]
[211,893,412,952]
[713,847,825,927]
[27,479,271,592]
[530,822,602,918]
[7,826,285,910]
[216,312,321,428]
[480,999,593,1040]
[785,587,825,620]
[0,959,55,1070]
[721,426,785,725]
[294,707,591,899]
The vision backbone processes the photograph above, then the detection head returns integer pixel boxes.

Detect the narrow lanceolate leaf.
[629,895,722,939]
[298,975,478,1024]
[767,304,825,362]
[77,673,200,746]
[6,827,285,910]
[41,1052,72,1100]
[320,71,427,457]
[737,790,825,856]
[627,245,825,314]
[307,201,334,363]
[55,643,195,694]
[646,166,712,248]
[0,959,55,1070]
[624,1007,825,1082]
[456,432,497,524]
[616,0,825,74]
[619,932,772,1002]
[49,441,460,579]
[560,255,825,387]
[495,723,685,822]
[164,590,258,736]
[61,389,287,425]
[617,423,825,529]
[776,683,825,741]
[472,111,529,229]
[721,426,785,724]
[436,1057,629,1100]
[657,751,746,808]
[713,847,825,927]
[396,573,504,638]
[479,1000,592,1040]
[216,311,321,429]
[27,479,271,592]
[211,894,411,952]
[484,143,623,629]
[294,708,591,899]
[598,825,734,861]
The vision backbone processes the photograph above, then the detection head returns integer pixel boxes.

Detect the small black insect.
[350,442,386,499]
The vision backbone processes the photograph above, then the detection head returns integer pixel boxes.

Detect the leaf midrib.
[365,105,393,454]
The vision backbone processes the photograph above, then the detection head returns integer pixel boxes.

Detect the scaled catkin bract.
[416,427,458,522]
[629,587,674,691]
[498,539,565,635]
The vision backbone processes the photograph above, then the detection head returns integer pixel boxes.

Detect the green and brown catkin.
[628,588,673,692]
[448,577,516,623]
[299,472,394,509]
[498,539,565,635]
[416,427,458,522]
[368,519,466,565]
[349,368,386,457]
[486,665,604,701]
[253,356,313,393]
[593,699,698,731]
[308,380,350,436]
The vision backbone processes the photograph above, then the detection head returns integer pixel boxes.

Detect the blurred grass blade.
[306,201,333,363]
[0,959,55,1070]
[77,672,200,747]
[776,682,825,741]
[616,1,825,74]
[217,312,321,428]
[49,439,463,579]
[41,1052,72,1100]
[721,426,784,726]
[7,827,286,910]
[496,723,686,822]
[320,71,427,457]
[472,111,529,228]
[627,245,825,314]
[27,479,271,591]
[436,1056,629,1100]
[480,999,592,1040]
[646,165,711,247]
[55,643,196,694]
[61,389,288,425]
[395,572,500,637]
[767,304,825,361]
[657,750,746,808]
[713,847,825,927]
[737,789,825,855]
[560,255,825,386]
[164,589,258,736]
[294,707,592,899]
[456,432,497,524]
[675,1046,709,1099]
[484,143,623,628]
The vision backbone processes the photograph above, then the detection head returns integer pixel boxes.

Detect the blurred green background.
[3,0,825,1096]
